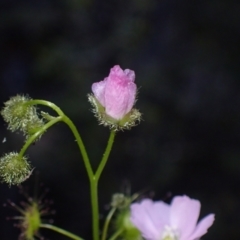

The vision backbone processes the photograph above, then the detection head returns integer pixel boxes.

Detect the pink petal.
[124,69,135,82]
[109,65,127,79]
[91,65,137,120]
[130,199,170,240]
[104,78,129,119]
[104,66,136,119]
[188,214,215,240]
[170,196,201,240]
[125,81,137,113]
[91,79,107,106]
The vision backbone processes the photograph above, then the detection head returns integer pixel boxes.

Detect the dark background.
[0,0,240,239]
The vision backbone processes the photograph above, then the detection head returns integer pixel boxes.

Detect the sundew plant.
[0,65,214,240]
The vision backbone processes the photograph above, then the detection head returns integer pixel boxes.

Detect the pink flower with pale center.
[130,196,215,240]
[92,65,136,120]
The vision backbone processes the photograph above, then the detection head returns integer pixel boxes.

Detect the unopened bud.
[23,114,44,141]
[115,210,142,240]
[1,95,34,131]
[89,65,141,131]
[0,152,32,186]
[1,95,45,140]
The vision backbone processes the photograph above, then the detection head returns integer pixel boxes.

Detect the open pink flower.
[92,65,136,120]
[130,196,215,240]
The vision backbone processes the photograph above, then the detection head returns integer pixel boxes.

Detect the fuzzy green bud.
[1,95,34,131]
[0,152,32,186]
[110,193,142,240]
[23,114,45,141]
[1,95,45,140]
[115,209,143,240]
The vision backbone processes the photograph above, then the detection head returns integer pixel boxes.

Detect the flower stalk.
[40,224,84,240]
[27,100,116,240]
[101,207,117,240]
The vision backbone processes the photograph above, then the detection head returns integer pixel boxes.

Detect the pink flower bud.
[89,65,141,130]
[92,65,137,120]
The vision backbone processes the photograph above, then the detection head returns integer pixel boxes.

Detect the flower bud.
[1,95,45,140]
[0,152,32,186]
[23,114,45,141]
[88,65,141,130]
[110,192,142,240]
[115,209,143,240]
[1,95,33,131]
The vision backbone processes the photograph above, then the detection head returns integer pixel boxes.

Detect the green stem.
[91,130,116,240]
[101,207,117,240]
[19,116,62,157]
[40,223,84,240]
[27,99,94,180]
[61,115,93,180]
[27,99,65,116]
[108,228,124,240]
[95,130,116,180]
[27,99,117,240]
[91,179,99,240]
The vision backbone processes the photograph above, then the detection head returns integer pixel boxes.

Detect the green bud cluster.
[0,152,32,186]
[1,95,44,140]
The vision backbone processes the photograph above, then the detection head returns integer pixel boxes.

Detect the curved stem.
[27,99,94,180]
[26,99,117,240]
[27,100,65,116]
[108,228,124,240]
[40,223,84,240]
[95,130,116,181]
[19,116,62,157]
[101,207,117,240]
[61,115,94,180]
